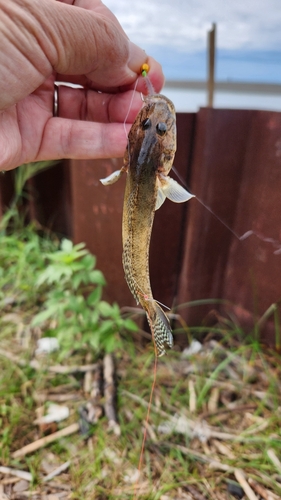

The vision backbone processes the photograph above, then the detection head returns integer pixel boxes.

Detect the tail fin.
[146,301,173,357]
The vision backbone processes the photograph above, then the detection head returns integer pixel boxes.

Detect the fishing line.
[171,165,281,253]
[123,76,140,142]
[194,196,281,252]
[154,299,170,310]
[128,64,164,499]
[171,165,241,239]
[138,287,171,311]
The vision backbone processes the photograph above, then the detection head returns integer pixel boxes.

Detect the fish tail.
[146,300,173,357]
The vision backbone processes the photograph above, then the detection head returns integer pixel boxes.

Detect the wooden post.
[207,23,216,107]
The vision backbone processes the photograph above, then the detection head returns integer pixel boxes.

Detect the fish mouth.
[156,152,174,173]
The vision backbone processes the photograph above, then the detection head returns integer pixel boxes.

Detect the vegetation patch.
[0,217,281,499]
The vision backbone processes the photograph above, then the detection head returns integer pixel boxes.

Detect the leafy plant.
[0,160,57,233]
[12,160,58,208]
[32,239,137,358]
[0,160,137,359]
[0,224,57,306]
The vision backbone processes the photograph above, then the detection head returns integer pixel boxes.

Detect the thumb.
[48,1,149,89]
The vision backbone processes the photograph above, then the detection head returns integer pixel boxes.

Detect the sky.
[105,0,281,83]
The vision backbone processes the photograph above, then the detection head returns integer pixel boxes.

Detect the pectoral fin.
[163,176,194,203]
[155,175,194,209]
[100,167,126,186]
[155,188,166,210]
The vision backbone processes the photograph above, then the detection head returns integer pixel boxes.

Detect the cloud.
[105,0,281,52]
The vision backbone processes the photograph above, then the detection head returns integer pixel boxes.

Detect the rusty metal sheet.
[0,170,14,218]
[222,110,281,343]
[177,108,281,345]
[0,162,70,233]
[149,112,196,308]
[70,157,132,306]
[30,162,72,235]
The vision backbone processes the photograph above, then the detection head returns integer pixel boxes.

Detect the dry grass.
[0,316,281,499]
[0,225,280,499]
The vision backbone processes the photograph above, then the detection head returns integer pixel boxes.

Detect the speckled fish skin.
[122,94,176,356]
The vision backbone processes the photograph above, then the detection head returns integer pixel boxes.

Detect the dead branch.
[43,461,71,482]
[234,469,259,500]
[248,478,276,500]
[12,423,79,459]
[0,467,32,482]
[48,364,98,374]
[184,484,208,500]
[103,354,120,436]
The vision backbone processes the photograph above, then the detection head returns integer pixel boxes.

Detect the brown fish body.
[100,93,194,356]
[122,94,176,356]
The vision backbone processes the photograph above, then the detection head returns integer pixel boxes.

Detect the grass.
[0,222,281,499]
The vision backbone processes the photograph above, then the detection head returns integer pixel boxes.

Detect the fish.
[100,93,194,356]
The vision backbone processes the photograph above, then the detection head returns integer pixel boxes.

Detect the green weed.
[31,238,137,359]
[0,199,280,498]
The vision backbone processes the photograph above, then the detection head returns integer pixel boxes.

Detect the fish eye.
[142,118,151,130]
[156,122,167,136]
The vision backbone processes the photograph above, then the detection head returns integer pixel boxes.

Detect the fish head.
[126,94,176,176]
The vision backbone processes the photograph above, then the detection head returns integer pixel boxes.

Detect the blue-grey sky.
[105,0,281,83]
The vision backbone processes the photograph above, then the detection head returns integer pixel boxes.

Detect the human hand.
[0,0,164,171]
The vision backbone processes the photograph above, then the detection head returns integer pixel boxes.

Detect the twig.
[248,478,276,500]
[184,484,208,500]
[12,422,79,459]
[188,379,197,413]
[250,472,281,496]
[198,403,257,420]
[208,387,220,413]
[243,420,269,435]
[43,461,71,482]
[48,364,98,374]
[0,466,32,482]
[83,353,94,390]
[192,375,277,410]
[83,368,93,393]
[1,477,21,485]
[103,354,120,436]
[212,439,235,459]
[0,348,98,375]
[234,469,259,500]
[34,393,82,403]
[44,481,72,491]
[123,390,271,443]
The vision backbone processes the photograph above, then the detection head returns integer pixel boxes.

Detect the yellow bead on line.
[140,63,150,76]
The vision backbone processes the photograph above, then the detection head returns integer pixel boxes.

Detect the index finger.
[55,56,165,95]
